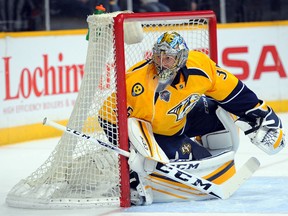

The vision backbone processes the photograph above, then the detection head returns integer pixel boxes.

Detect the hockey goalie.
[99,31,286,205]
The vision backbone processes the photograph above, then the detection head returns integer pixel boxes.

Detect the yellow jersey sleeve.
[186,51,239,101]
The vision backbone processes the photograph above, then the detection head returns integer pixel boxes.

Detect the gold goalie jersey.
[101,50,257,136]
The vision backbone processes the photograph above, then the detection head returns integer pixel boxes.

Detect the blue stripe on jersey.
[131,59,152,72]
[171,67,209,88]
[182,67,209,81]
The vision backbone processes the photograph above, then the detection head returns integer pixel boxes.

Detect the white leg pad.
[128,117,169,163]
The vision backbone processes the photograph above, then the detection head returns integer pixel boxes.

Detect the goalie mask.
[152,32,189,81]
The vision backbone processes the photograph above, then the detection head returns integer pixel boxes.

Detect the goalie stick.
[43,117,260,200]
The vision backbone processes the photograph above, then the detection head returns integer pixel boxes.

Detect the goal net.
[6,10,217,209]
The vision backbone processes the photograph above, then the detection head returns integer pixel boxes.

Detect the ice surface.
[1,113,288,216]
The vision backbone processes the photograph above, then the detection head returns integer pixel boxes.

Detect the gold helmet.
[152,32,189,81]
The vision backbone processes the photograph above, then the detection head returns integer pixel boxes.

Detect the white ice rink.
[1,113,288,216]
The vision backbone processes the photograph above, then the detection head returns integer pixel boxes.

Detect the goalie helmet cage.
[6,11,217,209]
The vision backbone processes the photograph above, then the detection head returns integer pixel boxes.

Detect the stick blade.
[221,157,260,199]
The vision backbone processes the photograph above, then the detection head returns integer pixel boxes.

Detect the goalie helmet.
[152,32,189,81]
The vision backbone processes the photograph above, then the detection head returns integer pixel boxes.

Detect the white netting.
[6,11,214,209]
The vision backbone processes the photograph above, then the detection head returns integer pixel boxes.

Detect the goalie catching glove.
[235,100,285,155]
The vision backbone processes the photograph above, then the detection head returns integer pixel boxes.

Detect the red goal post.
[6,11,218,209]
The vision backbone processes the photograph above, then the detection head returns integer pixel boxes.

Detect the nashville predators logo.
[180,143,192,155]
[132,83,144,96]
[168,94,200,121]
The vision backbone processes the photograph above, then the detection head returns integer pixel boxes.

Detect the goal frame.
[114,10,218,207]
